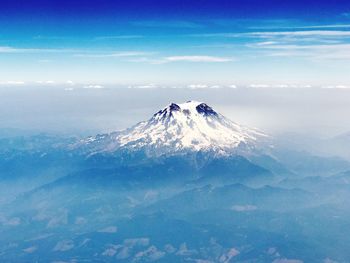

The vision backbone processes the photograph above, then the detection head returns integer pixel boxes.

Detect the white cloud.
[190,30,350,39]
[36,80,55,85]
[124,57,161,63]
[23,246,37,253]
[189,33,240,38]
[249,84,271,88]
[116,246,130,259]
[248,39,350,60]
[74,216,86,225]
[25,233,54,242]
[83,84,105,89]
[0,46,28,53]
[53,240,74,252]
[176,243,197,256]
[98,226,118,233]
[250,24,350,30]
[294,24,350,29]
[191,29,350,61]
[248,84,315,89]
[126,84,239,89]
[254,41,279,46]
[247,30,350,37]
[324,258,339,263]
[134,246,165,261]
[75,51,153,58]
[3,217,21,226]
[272,258,303,263]
[0,45,155,61]
[322,85,350,89]
[123,238,150,247]
[164,244,176,253]
[128,84,158,89]
[219,248,240,263]
[254,43,350,50]
[102,245,121,257]
[165,55,233,62]
[102,248,118,257]
[0,46,74,53]
[64,87,74,91]
[267,247,280,256]
[188,84,209,89]
[46,210,68,228]
[187,84,238,89]
[0,81,25,86]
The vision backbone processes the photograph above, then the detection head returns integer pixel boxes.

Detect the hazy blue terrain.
[1,108,350,262]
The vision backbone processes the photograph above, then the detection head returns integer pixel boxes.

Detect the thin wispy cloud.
[0,81,26,85]
[125,84,239,89]
[247,30,350,37]
[164,55,233,62]
[288,24,350,29]
[0,46,43,53]
[186,84,236,89]
[83,84,105,89]
[125,55,235,64]
[236,28,350,61]
[211,18,301,28]
[249,24,350,30]
[249,40,350,60]
[130,20,203,29]
[248,84,315,89]
[253,41,278,46]
[189,33,240,38]
[93,35,144,41]
[322,85,350,89]
[127,84,158,89]
[187,84,208,89]
[74,51,154,58]
[34,35,144,41]
[33,35,76,40]
[1,46,152,58]
[189,30,350,39]
[35,80,55,85]
[250,43,350,50]
[0,46,76,53]
[124,57,160,63]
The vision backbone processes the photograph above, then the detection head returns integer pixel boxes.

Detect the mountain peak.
[180,101,218,116]
[153,101,218,121]
[82,101,269,157]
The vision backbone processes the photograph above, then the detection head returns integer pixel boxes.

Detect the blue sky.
[1,0,350,86]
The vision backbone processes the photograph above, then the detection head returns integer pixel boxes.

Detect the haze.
[0,85,349,137]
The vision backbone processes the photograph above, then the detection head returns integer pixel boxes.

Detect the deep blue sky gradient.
[2,0,350,17]
[1,0,350,84]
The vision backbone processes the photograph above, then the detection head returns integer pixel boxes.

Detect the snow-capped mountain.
[79,101,269,157]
